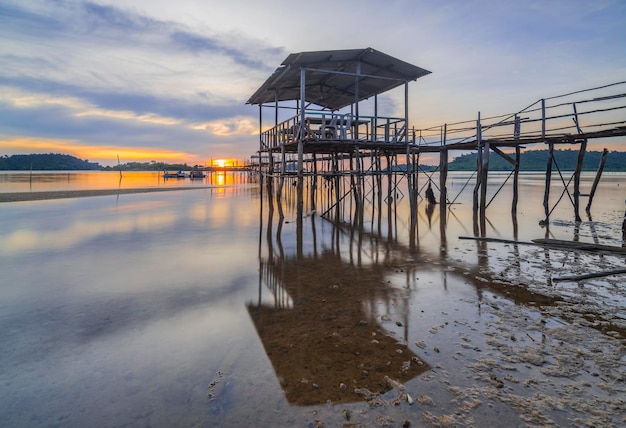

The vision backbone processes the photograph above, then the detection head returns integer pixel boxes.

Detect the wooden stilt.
[573,102,586,222]
[542,99,553,224]
[355,147,363,202]
[479,140,489,236]
[439,141,448,250]
[585,148,608,213]
[439,143,448,224]
[472,112,482,235]
[512,115,521,216]
[573,140,587,222]
[311,153,317,210]
[543,142,554,223]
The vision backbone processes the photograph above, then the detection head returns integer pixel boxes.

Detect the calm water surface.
[0,170,245,193]
[0,172,624,427]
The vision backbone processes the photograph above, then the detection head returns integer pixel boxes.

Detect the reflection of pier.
[249,253,429,405]
[247,48,626,232]
[250,173,626,407]
[253,173,624,400]
[249,181,435,405]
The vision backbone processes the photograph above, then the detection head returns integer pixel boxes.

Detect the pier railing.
[413,81,626,148]
[260,111,408,150]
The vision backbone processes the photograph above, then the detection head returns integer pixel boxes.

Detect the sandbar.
[0,186,212,203]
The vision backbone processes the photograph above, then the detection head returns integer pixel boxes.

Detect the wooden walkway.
[247,49,625,229]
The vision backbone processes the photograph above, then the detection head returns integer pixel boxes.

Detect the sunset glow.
[0,137,196,166]
[212,159,239,168]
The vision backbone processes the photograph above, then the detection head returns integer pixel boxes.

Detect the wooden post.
[376,152,383,236]
[585,148,608,213]
[512,115,521,215]
[355,147,363,202]
[334,153,341,219]
[574,140,587,222]
[311,153,317,210]
[542,99,553,223]
[406,140,413,212]
[480,136,489,235]
[573,103,586,222]
[472,112,482,234]
[296,69,306,226]
[439,124,448,225]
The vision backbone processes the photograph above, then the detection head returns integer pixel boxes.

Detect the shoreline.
[0,186,213,203]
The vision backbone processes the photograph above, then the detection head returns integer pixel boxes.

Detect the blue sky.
[1,0,625,166]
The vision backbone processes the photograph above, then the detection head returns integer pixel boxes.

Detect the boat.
[163,170,187,178]
[189,170,206,179]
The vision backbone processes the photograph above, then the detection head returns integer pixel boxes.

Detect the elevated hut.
[247,48,431,176]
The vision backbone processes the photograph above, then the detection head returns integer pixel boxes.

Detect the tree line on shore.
[0,154,198,171]
[1,150,626,171]
[444,149,625,172]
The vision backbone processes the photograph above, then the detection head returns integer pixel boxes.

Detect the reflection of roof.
[247,48,431,111]
[248,252,429,406]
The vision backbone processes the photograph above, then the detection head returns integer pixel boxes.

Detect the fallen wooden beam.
[553,268,626,282]
[531,238,626,254]
[458,236,626,255]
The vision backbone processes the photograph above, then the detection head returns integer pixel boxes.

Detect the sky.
[1,0,625,167]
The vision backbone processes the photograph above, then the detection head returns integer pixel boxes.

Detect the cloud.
[190,116,258,136]
[0,0,625,166]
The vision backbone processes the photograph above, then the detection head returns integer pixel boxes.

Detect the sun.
[214,159,227,168]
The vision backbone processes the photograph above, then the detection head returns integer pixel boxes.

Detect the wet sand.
[0,186,212,203]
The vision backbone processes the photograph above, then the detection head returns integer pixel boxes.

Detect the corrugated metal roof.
[246,48,431,111]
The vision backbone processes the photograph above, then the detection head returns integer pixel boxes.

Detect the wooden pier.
[247,48,626,233]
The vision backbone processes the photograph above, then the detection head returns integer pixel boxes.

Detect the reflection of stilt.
[543,222,553,287]
[510,211,522,282]
[622,212,626,247]
[296,176,304,259]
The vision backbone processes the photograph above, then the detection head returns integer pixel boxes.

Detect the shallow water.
[0,172,624,427]
[0,170,247,193]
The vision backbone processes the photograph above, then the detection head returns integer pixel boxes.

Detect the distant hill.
[102,161,194,171]
[447,149,626,172]
[0,153,102,170]
[2,150,624,172]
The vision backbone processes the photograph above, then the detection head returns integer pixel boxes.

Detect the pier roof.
[247,47,431,111]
